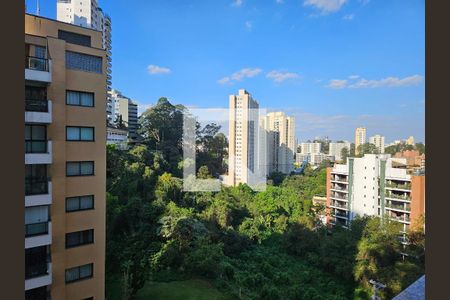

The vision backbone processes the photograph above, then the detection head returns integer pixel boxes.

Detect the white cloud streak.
[303,0,348,14]
[327,75,424,89]
[266,70,300,82]
[218,68,262,85]
[147,64,171,75]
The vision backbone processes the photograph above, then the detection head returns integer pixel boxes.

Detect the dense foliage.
[106,98,425,300]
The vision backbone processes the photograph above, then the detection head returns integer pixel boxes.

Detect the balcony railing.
[25,222,49,237]
[331,194,348,200]
[26,99,48,112]
[386,203,411,212]
[386,193,411,201]
[25,140,47,153]
[25,261,49,279]
[386,182,411,190]
[388,214,411,223]
[25,56,49,72]
[331,185,347,191]
[25,178,49,196]
[331,202,348,209]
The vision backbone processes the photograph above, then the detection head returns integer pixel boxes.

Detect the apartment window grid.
[66,161,95,176]
[66,90,94,107]
[65,263,93,283]
[66,229,94,248]
[66,51,102,73]
[66,126,95,141]
[66,195,94,212]
[25,125,47,153]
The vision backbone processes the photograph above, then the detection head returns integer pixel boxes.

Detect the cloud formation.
[232,0,243,7]
[266,70,300,83]
[218,68,262,85]
[303,0,348,14]
[245,21,253,30]
[276,0,284,3]
[147,64,171,75]
[327,75,423,89]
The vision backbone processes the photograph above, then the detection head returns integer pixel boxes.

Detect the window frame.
[66,161,95,177]
[66,195,95,212]
[65,229,94,249]
[66,126,95,142]
[65,263,94,284]
[66,90,95,107]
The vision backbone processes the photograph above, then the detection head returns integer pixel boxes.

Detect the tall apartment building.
[57,0,113,123]
[369,134,385,154]
[25,14,106,299]
[261,112,296,174]
[326,154,425,233]
[109,89,139,141]
[227,89,262,186]
[354,127,366,155]
[299,142,322,155]
[329,141,351,161]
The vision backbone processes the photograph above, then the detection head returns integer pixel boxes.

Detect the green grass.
[107,277,235,300]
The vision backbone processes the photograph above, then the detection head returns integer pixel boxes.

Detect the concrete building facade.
[299,142,322,155]
[369,134,385,154]
[25,14,106,299]
[354,127,366,156]
[329,141,351,162]
[261,112,295,174]
[326,154,425,233]
[109,89,138,141]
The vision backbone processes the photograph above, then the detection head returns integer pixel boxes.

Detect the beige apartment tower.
[261,112,296,174]
[354,127,366,155]
[25,14,106,299]
[227,89,260,186]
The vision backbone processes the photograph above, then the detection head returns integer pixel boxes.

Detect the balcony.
[25,181,52,207]
[25,141,52,165]
[25,56,52,83]
[25,100,52,124]
[26,178,51,196]
[386,181,411,191]
[25,222,52,249]
[385,202,411,212]
[386,193,411,201]
[330,202,348,210]
[25,262,52,291]
[331,185,348,193]
[388,214,410,224]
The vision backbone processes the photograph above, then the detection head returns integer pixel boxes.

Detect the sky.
[26,0,425,143]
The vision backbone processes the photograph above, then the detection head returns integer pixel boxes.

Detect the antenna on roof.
[36,0,40,15]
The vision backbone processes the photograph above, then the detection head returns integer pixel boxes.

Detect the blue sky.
[26,0,424,143]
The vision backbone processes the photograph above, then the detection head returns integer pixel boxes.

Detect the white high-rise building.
[300,142,322,155]
[227,89,262,186]
[109,90,138,141]
[57,0,113,122]
[355,127,366,155]
[261,112,296,174]
[329,141,351,161]
[369,134,385,154]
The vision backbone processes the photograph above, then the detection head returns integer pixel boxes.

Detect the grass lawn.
[107,278,235,300]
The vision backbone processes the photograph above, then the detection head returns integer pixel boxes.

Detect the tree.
[357,143,379,156]
[340,147,349,163]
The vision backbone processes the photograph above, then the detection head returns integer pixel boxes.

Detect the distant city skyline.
[26,0,424,142]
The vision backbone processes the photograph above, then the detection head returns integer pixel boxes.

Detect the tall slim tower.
[228,89,260,186]
[57,0,113,123]
[25,14,106,299]
[355,127,366,155]
[262,112,296,174]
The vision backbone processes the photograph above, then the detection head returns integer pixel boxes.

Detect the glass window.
[81,127,94,141]
[79,264,93,278]
[80,162,94,175]
[66,51,102,74]
[66,229,94,248]
[66,198,80,211]
[66,127,94,141]
[80,196,94,209]
[66,163,80,176]
[66,162,94,176]
[65,263,93,283]
[66,91,94,107]
[66,127,80,140]
[34,46,46,58]
[80,92,94,106]
[66,195,94,212]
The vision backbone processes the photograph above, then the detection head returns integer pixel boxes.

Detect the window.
[65,263,93,283]
[66,229,94,248]
[26,164,48,195]
[66,126,94,141]
[66,195,94,212]
[66,161,94,176]
[66,90,94,107]
[25,125,47,153]
[58,30,91,47]
[66,51,102,73]
[34,46,46,59]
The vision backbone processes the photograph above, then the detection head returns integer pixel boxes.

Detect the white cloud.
[327,75,424,89]
[343,14,354,20]
[266,70,300,83]
[232,0,243,7]
[303,0,348,14]
[218,68,262,85]
[147,64,171,75]
[327,79,348,89]
[245,21,253,30]
[349,75,424,88]
[276,0,284,4]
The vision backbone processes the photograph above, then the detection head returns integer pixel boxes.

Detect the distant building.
[369,134,385,154]
[226,89,262,186]
[261,112,296,174]
[107,126,128,150]
[300,142,322,155]
[311,153,335,165]
[329,141,351,161]
[354,127,366,155]
[394,150,425,168]
[326,154,425,232]
[109,90,138,141]
[406,136,415,145]
[296,153,310,164]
